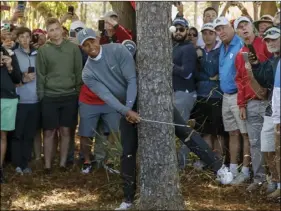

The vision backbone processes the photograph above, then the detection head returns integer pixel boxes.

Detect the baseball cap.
[172,18,189,28]
[103,11,118,19]
[254,15,274,29]
[32,28,47,35]
[201,23,215,32]
[213,16,230,29]
[122,40,137,56]
[77,28,97,45]
[234,16,251,31]
[263,26,280,40]
[70,20,86,32]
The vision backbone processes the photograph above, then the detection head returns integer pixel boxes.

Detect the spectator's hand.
[209,74,219,81]
[126,110,141,124]
[248,52,259,65]
[177,2,184,15]
[22,72,36,83]
[71,13,79,22]
[30,41,40,49]
[60,13,72,23]
[1,53,13,70]
[105,17,118,30]
[11,10,22,22]
[239,107,247,120]
[196,48,203,58]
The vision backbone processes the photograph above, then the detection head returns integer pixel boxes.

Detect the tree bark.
[260,1,277,17]
[136,2,185,210]
[111,1,136,37]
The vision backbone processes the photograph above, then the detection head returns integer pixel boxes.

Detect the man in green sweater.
[36,18,83,173]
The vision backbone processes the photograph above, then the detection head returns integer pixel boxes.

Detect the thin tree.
[136,2,185,210]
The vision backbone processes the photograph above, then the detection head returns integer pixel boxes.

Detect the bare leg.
[242,133,251,167]
[52,130,59,160]
[229,130,241,164]
[0,131,7,167]
[275,129,280,182]
[34,129,42,160]
[59,127,70,167]
[80,136,93,163]
[43,129,56,169]
[203,134,213,149]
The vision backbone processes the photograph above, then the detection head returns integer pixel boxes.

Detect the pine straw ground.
[1,138,280,210]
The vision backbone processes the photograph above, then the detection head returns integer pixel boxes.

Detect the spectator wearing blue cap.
[171,17,198,169]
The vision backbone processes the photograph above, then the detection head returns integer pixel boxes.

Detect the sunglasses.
[188,33,198,37]
[175,27,186,33]
[263,30,280,38]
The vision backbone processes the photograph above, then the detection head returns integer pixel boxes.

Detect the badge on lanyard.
[229,53,233,59]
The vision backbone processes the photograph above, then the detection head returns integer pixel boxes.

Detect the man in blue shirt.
[214,17,250,185]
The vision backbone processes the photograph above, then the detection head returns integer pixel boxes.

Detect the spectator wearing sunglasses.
[171,17,198,169]
[249,26,280,200]
[188,27,199,48]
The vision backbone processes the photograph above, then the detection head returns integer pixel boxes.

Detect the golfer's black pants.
[120,106,223,202]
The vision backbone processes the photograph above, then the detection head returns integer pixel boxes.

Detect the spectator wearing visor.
[171,17,198,169]
[214,16,249,183]
[234,16,272,189]
[249,26,280,200]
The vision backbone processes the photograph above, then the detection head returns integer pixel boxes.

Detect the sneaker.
[22,168,32,174]
[81,163,92,174]
[15,167,23,175]
[230,172,250,185]
[267,188,281,199]
[246,181,263,192]
[266,182,277,194]
[115,202,132,210]
[0,168,5,184]
[216,165,234,185]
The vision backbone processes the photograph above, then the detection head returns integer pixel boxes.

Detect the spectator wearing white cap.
[214,16,249,183]
[193,23,225,156]
[249,26,280,199]
[234,16,272,189]
[253,15,274,37]
[100,11,132,44]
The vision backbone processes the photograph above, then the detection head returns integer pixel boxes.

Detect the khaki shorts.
[222,93,247,134]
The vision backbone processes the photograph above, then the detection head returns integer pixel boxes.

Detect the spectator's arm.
[114,24,133,42]
[118,45,137,109]
[36,49,46,100]
[235,54,246,108]
[8,54,22,84]
[173,45,197,79]
[74,46,83,93]
[252,60,274,88]
[82,68,130,115]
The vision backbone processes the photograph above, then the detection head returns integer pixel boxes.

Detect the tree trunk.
[194,2,198,27]
[260,1,277,17]
[111,1,136,37]
[136,2,185,210]
[253,2,260,21]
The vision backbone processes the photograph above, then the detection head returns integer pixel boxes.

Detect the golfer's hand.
[126,110,140,124]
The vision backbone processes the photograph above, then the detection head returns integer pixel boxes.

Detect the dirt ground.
[1,135,280,211]
[1,159,280,211]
